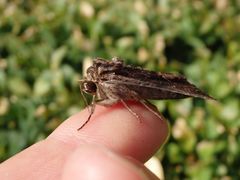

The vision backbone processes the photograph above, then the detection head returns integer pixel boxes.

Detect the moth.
[78,57,214,130]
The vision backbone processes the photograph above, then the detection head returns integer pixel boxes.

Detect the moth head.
[81,80,97,94]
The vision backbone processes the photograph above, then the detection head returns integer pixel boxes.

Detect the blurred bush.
[0,0,239,179]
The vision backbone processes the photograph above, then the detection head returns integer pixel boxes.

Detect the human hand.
[0,102,169,180]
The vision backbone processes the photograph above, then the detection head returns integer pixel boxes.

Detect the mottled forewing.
[99,65,214,100]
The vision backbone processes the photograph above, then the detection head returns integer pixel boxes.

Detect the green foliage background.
[0,0,240,179]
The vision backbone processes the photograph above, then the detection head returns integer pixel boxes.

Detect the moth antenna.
[140,100,165,121]
[120,100,141,122]
[77,95,96,130]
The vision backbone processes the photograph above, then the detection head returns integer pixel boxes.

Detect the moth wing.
[104,75,214,100]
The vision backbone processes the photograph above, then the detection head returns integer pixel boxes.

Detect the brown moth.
[78,57,214,130]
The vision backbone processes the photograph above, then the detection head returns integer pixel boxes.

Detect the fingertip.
[50,102,169,162]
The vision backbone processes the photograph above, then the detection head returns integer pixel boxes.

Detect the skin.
[0,102,169,180]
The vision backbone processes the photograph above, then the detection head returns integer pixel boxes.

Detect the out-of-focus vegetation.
[0,0,239,179]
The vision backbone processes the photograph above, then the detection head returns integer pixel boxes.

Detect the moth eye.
[82,81,97,94]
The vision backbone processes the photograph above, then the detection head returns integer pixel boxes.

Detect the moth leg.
[78,96,96,130]
[97,97,142,122]
[140,100,165,121]
[95,98,119,106]
[79,84,91,113]
[120,99,141,122]
[125,88,165,120]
